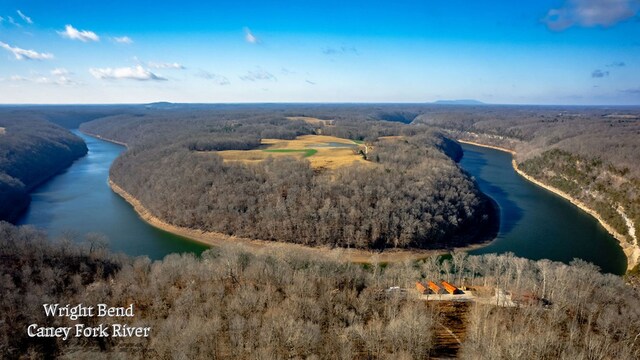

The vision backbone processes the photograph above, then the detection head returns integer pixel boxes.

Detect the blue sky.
[0,0,639,104]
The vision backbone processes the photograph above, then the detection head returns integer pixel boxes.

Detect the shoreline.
[108,178,492,263]
[78,129,129,148]
[75,130,495,263]
[458,139,639,271]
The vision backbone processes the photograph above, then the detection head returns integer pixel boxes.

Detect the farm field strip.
[216,135,369,170]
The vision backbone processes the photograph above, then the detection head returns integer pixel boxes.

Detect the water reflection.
[460,143,626,274]
[18,130,208,260]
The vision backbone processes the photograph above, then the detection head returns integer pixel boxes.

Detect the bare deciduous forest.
[2,222,640,359]
[414,106,640,260]
[2,104,639,358]
[79,107,497,250]
[0,114,88,222]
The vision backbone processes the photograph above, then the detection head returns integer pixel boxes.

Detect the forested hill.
[0,116,88,222]
[414,106,640,267]
[81,108,495,250]
[0,105,139,129]
[2,221,639,358]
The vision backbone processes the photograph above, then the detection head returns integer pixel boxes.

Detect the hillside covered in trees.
[2,222,639,359]
[80,107,496,250]
[415,106,640,268]
[0,114,88,222]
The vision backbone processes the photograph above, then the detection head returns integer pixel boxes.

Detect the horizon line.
[0,101,639,107]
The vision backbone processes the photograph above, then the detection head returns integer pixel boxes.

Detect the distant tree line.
[0,116,87,222]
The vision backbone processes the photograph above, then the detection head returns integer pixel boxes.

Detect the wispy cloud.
[622,87,640,94]
[606,61,626,67]
[89,65,166,81]
[197,70,230,85]
[591,69,610,78]
[322,46,358,55]
[16,10,33,24]
[59,24,100,42]
[239,68,276,81]
[0,42,53,60]
[7,16,21,27]
[4,75,27,82]
[244,27,258,44]
[2,70,77,86]
[51,68,70,76]
[306,80,316,85]
[147,62,185,70]
[112,36,133,44]
[543,0,640,31]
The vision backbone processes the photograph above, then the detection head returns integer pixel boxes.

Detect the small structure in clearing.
[428,281,443,294]
[417,280,467,297]
[441,281,463,295]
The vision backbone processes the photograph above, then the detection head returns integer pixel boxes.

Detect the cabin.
[427,281,443,294]
[416,282,427,294]
[441,280,462,295]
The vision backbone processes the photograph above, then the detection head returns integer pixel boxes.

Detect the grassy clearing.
[0,127,5,135]
[216,135,370,170]
[286,116,335,126]
[264,149,318,157]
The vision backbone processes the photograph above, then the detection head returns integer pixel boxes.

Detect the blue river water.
[18,131,627,273]
[461,143,626,274]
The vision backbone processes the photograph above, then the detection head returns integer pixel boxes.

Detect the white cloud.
[543,0,640,30]
[34,76,75,85]
[197,71,230,85]
[147,62,185,69]
[51,68,70,76]
[17,10,33,24]
[112,36,133,44]
[89,65,167,81]
[240,68,276,82]
[0,16,5,24]
[59,24,100,42]
[244,27,258,44]
[0,42,53,60]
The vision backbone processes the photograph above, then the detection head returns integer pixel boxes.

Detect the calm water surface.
[18,130,208,259]
[18,132,627,273]
[461,143,626,274]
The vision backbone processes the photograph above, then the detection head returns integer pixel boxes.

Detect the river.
[17,131,627,273]
[461,143,626,274]
[17,130,208,259]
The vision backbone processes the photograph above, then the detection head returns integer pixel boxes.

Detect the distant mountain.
[433,99,486,105]
[145,102,177,109]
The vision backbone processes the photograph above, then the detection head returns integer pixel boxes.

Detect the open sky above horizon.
[1,0,639,105]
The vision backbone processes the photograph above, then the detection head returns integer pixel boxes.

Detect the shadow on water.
[461,147,523,234]
[459,143,627,275]
[18,130,209,260]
